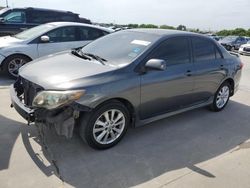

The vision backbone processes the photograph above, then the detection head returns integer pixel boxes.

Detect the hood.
[19,51,118,89]
[0,36,23,48]
[240,43,250,48]
[219,40,234,45]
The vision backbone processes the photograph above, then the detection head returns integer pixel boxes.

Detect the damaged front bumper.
[10,84,90,138]
[10,84,35,122]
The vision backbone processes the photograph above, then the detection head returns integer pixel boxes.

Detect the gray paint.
[18,29,242,126]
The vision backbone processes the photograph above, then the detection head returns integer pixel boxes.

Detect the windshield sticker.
[133,47,141,53]
[131,40,151,46]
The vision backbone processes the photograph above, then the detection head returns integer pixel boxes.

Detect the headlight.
[32,90,85,109]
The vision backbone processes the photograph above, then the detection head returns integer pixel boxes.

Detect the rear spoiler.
[229,51,239,58]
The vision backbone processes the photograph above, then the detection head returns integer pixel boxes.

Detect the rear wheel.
[210,82,231,112]
[79,101,130,149]
[3,55,31,78]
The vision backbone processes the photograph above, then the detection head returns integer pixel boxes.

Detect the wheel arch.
[221,77,235,96]
[86,97,137,127]
[4,53,33,62]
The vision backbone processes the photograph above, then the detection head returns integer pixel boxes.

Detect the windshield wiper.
[83,53,107,65]
[71,49,91,61]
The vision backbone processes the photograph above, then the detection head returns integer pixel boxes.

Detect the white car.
[0,22,113,77]
[239,41,250,56]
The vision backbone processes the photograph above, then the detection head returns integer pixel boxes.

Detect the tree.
[139,24,158,28]
[177,25,187,31]
[128,24,139,28]
[159,25,175,30]
[216,28,250,37]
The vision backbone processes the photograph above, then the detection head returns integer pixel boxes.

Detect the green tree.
[159,25,175,30]
[128,24,139,28]
[139,24,158,28]
[216,28,250,37]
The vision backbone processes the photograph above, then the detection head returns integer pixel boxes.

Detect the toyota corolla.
[10,29,242,149]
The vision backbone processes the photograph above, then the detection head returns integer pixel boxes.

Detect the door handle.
[186,70,192,77]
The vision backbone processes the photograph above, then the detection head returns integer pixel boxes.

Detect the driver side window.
[149,37,191,65]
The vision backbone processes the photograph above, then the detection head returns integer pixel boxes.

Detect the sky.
[1,0,250,31]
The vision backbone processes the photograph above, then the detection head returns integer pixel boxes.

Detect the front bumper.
[10,84,35,122]
[10,83,87,138]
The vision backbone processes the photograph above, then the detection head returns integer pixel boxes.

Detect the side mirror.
[145,59,167,71]
[0,17,5,23]
[40,35,50,43]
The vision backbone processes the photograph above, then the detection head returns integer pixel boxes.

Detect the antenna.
[6,0,9,7]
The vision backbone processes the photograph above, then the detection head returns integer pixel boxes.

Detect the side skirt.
[136,96,214,127]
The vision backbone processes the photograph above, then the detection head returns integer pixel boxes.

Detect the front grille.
[16,77,44,106]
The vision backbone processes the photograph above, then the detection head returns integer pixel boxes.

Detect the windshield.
[220,36,238,43]
[14,24,55,40]
[81,30,159,66]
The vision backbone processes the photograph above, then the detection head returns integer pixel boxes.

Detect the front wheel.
[3,55,31,78]
[210,82,231,112]
[79,101,130,149]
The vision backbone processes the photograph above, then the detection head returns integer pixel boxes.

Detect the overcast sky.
[2,0,250,30]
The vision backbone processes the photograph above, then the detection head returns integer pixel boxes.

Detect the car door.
[140,37,195,120]
[191,37,226,102]
[37,26,78,57]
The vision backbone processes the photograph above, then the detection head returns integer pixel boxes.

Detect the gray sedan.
[10,29,242,149]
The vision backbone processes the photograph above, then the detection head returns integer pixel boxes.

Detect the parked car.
[239,41,250,55]
[219,36,248,51]
[0,22,113,77]
[10,29,243,149]
[0,7,91,36]
[205,33,220,41]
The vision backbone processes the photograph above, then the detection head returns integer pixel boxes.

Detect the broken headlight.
[32,90,85,109]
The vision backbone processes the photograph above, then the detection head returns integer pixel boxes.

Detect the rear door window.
[59,14,77,22]
[192,37,216,61]
[149,37,191,65]
[77,27,105,41]
[29,11,57,23]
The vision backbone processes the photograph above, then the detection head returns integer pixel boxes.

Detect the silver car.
[0,22,113,77]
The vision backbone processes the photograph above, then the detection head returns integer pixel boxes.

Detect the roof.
[129,28,202,37]
[9,7,78,15]
[47,22,114,33]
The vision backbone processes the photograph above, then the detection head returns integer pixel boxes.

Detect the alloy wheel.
[216,85,230,109]
[93,109,126,145]
[8,58,27,77]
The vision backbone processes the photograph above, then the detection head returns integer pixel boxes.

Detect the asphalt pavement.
[0,55,250,188]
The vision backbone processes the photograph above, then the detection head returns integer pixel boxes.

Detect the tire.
[3,55,31,79]
[210,82,231,112]
[79,101,130,149]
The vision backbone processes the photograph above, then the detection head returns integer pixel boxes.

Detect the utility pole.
[6,0,9,7]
